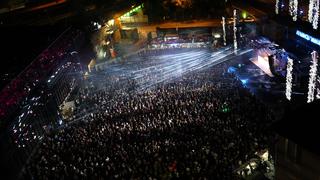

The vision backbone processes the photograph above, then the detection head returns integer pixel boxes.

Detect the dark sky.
[0,25,66,89]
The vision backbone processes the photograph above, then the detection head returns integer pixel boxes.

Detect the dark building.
[274,100,320,180]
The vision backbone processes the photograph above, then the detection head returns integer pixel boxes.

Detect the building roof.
[273,100,320,155]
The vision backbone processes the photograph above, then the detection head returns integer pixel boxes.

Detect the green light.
[221,102,230,113]
[120,4,143,18]
[242,11,247,19]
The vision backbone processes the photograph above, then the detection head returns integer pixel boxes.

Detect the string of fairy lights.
[289,0,298,21]
[313,0,319,29]
[273,1,320,102]
[286,58,294,100]
[220,6,319,102]
[307,51,319,103]
[316,76,320,99]
[222,17,226,46]
[233,10,238,52]
[285,51,320,103]
[312,0,319,29]
[277,0,320,29]
[308,0,315,22]
[308,0,320,29]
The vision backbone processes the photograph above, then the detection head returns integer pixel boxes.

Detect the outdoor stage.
[250,55,274,77]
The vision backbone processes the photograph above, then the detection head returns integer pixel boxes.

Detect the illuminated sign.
[121,4,144,18]
[296,30,320,47]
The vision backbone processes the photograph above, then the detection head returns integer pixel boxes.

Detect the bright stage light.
[98,49,106,59]
[242,11,248,19]
[258,56,270,68]
[241,79,248,85]
[214,34,221,38]
[107,19,114,26]
[227,67,236,74]
[251,55,273,77]
[286,58,294,100]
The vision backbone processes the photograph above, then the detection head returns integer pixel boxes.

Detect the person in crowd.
[25,47,273,179]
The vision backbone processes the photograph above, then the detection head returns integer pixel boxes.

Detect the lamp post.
[222,17,226,46]
[233,10,238,52]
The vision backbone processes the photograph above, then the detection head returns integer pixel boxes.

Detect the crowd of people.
[24,48,274,179]
[0,29,82,122]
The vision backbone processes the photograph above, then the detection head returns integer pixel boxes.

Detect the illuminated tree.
[222,17,226,46]
[317,76,320,99]
[307,51,318,103]
[233,10,237,52]
[286,58,294,100]
[275,0,279,14]
[308,0,320,29]
[289,0,298,21]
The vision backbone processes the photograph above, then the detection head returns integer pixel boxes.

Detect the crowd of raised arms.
[24,48,274,179]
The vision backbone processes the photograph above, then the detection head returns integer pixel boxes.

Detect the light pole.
[222,17,226,46]
[233,9,238,52]
[307,51,318,103]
